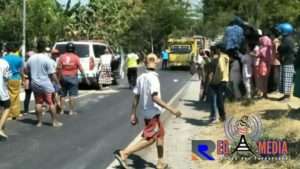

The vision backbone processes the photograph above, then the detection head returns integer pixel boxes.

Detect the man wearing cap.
[114,53,182,169]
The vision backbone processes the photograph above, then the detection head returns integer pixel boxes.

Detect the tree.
[199,0,300,39]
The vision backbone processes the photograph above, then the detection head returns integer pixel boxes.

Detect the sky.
[57,0,89,6]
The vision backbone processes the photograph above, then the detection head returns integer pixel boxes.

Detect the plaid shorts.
[278,65,294,95]
[142,115,165,139]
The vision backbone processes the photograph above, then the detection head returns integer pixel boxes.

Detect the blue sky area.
[57,0,89,6]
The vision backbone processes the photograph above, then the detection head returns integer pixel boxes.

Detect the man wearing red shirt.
[57,42,90,115]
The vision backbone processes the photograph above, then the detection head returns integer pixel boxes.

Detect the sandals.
[156,164,170,169]
[114,150,128,169]
[0,130,8,141]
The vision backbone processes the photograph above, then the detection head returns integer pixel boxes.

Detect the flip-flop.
[113,150,128,169]
[69,112,77,116]
[156,164,170,169]
[0,131,8,140]
[53,122,63,128]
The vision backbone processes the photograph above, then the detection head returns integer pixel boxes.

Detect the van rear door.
[92,44,107,69]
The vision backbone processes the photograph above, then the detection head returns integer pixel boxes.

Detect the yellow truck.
[168,36,206,68]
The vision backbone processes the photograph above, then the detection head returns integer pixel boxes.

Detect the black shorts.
[0,99,11,109]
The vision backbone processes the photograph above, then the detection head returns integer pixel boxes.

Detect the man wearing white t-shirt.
[114,53,182,169]
[0,59,12,140]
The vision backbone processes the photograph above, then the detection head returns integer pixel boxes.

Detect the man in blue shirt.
[3,43,24,119]
[161,49,169,70]
[224,17,244,60]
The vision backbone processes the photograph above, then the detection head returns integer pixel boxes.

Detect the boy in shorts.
[114,53,182,169]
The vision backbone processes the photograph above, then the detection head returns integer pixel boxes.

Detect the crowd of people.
[0,40,97,140]
[194,17,300,122]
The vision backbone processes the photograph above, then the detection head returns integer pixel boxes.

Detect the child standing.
[241,46,254,98]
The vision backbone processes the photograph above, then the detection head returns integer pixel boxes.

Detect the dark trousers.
[268,65,280,93]
[127,67,138,87]
[161,59,168,70]
[23,89,32,113]
[210,82,227,120]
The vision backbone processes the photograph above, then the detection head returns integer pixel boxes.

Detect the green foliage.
[200,0,300,39]
[0,0,194,53]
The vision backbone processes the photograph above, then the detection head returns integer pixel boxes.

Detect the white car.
[53,41,114,86]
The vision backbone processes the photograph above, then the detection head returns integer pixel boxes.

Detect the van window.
[93,45,112,58]
[55,44,89,58]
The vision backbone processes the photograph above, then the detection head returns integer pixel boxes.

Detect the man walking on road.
[161,49,169,70]
[57,42,90,115]
[0,58,11,140]
[126,52,139,89]
[27,39,63,127]
[114,53,182,169]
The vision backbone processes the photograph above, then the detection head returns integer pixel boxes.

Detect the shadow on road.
[287,108,300,120]
[182,99,210,112]
[261,109,287,120]
[112,154,156,169]
[182,117,213,126]
[18,118,52,127]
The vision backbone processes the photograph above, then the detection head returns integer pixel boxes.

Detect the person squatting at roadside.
[57,42,90,115]
[114,53,182,169]
[26,39,63,127]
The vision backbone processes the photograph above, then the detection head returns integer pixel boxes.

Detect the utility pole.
[151,36,154,53]
[22,0,26,62]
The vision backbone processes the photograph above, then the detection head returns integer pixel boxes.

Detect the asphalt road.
[0,67,192,169]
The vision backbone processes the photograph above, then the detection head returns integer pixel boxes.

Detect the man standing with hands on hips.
[114,53,182,169]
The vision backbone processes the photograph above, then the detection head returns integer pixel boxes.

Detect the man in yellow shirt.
[126,52,139,89]
[208,43,229,122]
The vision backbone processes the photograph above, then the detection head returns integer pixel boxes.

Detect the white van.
[53,41,114,85]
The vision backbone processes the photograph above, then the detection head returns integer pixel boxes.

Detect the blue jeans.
[209,82,227,120]
[208,86,217,119]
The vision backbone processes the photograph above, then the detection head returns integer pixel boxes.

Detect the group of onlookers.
[0,38,143,140]
[0,39,95,140]
[195,17,300,122]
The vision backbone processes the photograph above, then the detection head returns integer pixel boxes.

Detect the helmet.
[66,42,75,52]
[277,23,293,34]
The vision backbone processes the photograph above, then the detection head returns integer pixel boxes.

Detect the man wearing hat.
[114,53,182,169]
